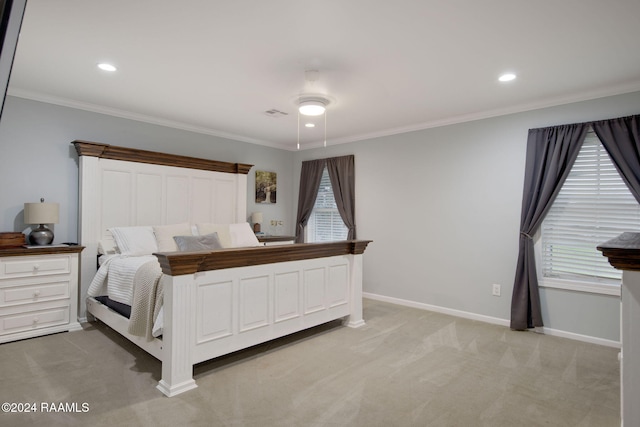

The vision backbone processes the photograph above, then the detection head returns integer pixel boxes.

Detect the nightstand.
[256,235,296,246]
[0,245,83,343]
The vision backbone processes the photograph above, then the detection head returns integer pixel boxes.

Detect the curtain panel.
[295,159,325,243]
[511,124,588,330]
[593,115,640,203]
[326,155,356,240]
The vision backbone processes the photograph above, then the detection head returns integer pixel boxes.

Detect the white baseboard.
[539,326,620,348]
[363,292,510,326]
[363,292,621,349]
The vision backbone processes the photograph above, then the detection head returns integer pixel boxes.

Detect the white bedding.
[88,254,164,337]
[129,260,164,340]
[88,254,157,304]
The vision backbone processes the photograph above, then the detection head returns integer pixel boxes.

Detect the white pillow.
[98,239,118,255]
[108,226,158,256]
[153,222,193,252]
[196,223,233,248]
[229,222,261,247]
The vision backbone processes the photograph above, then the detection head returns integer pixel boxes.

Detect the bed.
[73,140,371,397]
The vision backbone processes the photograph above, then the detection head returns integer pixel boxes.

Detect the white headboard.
[74,140,253,319]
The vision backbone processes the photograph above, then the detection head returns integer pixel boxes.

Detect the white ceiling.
[7,0,640,150]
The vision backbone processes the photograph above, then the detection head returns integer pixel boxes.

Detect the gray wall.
[0,96,295,242]
[293,91,640,343]
[2,91,639,344]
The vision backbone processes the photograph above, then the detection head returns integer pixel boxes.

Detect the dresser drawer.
[0,305,70,336]
[0,255,71,279]
[0,280,70,307]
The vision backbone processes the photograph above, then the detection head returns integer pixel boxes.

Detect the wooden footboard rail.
[154,240,372,275]
[153,240,371,397]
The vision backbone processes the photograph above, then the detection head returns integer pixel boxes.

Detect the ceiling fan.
[295,70,334,149]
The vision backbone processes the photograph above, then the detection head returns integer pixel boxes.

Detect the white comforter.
[88,254,164,338]
[88,254,157,304]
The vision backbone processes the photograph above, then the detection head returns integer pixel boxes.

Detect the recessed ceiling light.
[97,63,117,72]
[305,123,315,128]
[499,73,516,82]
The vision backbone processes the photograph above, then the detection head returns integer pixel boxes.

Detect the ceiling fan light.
[299,100,326,116]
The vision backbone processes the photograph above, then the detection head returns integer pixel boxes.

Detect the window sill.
[540,277,620,297]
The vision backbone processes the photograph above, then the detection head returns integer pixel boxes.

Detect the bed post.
[236,173,248,222]
[78,155,100,321]
[156,274,198,397]
[345,253,366,328]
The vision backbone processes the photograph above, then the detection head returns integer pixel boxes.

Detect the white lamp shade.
[251,212,263,224]
[24,202,59,225]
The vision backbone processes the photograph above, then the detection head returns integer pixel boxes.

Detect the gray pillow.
[173,233,223,251]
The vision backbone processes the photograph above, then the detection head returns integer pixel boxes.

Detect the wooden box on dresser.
[0,245,83,343]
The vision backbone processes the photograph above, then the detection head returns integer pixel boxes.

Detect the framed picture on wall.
[255,170,277,203]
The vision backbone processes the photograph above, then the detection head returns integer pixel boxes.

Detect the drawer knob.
[33,290,41,298]
[33,264,40,271]
[33,317,39,325]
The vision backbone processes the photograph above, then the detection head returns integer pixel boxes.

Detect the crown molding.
[7,88,292,150]
[322,81,640,148]
[9,82,640,152]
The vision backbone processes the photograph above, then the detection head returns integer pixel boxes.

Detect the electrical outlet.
[277,220,283,226]
[270,220,277,226]
[492,284,501,297]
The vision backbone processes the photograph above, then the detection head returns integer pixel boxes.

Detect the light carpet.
[0,299,620,426]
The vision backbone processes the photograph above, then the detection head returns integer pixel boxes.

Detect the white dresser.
[0,245,83,343]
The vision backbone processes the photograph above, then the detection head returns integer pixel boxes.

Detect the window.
[540,130,640,289]
[306,167,348,242]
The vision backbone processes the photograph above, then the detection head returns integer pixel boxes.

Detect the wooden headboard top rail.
[72,140,253,175]
[155,240,372,276]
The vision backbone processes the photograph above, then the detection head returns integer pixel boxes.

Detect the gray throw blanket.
[127,259,163,341]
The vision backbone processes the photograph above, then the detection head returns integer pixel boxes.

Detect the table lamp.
[24,198,59,245]
[252,212,263,233]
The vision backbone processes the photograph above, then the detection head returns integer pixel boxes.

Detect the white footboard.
[155,241,370,397]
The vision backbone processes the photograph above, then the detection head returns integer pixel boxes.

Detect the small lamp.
[24,198,59,245]
[252,212,263,233]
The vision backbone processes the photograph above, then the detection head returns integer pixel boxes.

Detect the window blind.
[307,167,348,242]
[541,130,640,284]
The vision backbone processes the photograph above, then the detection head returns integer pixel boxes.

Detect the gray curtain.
[593,115,640,203]
[295,159,325,243]
[510,123,588,330]
[326,155,356,239]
